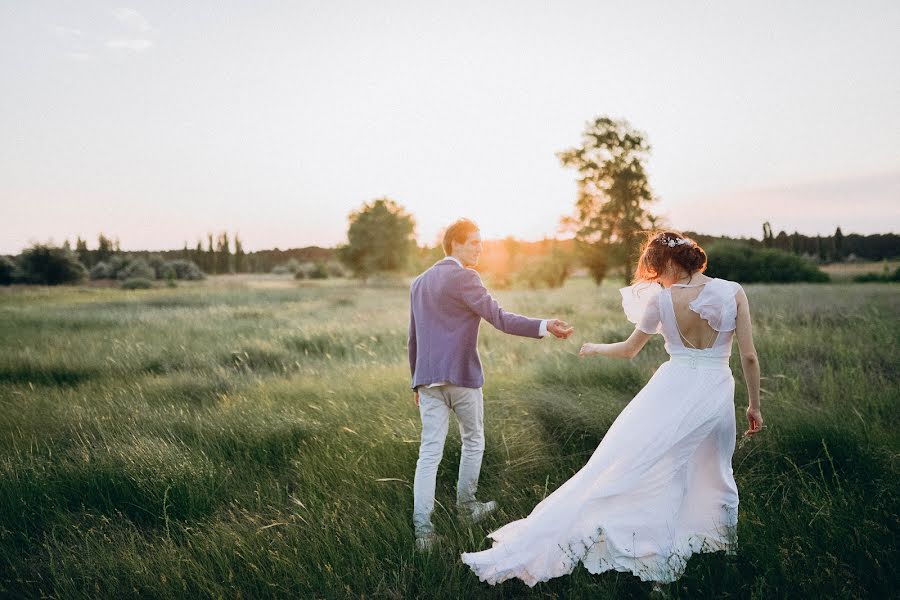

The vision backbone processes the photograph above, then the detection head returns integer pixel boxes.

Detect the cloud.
[65,52,93,61]
[106,39,153,51]
[112,8,152,32]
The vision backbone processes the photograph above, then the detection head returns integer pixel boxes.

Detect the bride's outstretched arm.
[579,329,652,360]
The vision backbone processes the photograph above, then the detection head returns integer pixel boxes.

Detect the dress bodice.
[620,278,743,360]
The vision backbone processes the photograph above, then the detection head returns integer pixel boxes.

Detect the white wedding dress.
[461,278,743,585]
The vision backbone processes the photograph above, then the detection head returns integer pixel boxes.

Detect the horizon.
[2,2,899,255]
[14,222,893,257]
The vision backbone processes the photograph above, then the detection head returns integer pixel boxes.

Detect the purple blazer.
[408,258,543,389]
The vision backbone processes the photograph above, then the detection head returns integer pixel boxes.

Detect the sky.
[1,0,899,254]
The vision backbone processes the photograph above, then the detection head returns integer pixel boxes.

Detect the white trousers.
[413,384,485,536]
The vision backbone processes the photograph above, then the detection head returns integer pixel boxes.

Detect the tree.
[762,222,774,248]
[194,240,204,272]
[206,234,215,274]
[97,234,114,263]
[0,256,16,285]
[17,244,87,285]
[834,226,845,260]
[75,236,91,268]
[338,197,416,277]
[558,116,657,283]
[234,234,245,273]
[216,231,231,274]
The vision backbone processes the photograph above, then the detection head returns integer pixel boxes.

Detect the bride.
[461,231,764,586]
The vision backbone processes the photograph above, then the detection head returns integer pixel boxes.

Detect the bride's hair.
[633,230,707,283]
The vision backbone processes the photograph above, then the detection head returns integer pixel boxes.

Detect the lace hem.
[462,522,738,587]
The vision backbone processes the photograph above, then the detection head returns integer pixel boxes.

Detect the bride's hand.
[579,343,600,357]
[745,406,764,435]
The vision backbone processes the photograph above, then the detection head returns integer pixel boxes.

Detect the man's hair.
[442,218,479,255]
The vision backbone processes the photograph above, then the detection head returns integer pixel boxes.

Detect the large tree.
[558,116,657,283]
[339,198,416,277]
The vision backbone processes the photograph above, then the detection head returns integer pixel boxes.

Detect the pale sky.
[2,0,899,254]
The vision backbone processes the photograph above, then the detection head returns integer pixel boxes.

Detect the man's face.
[454,230,482,267]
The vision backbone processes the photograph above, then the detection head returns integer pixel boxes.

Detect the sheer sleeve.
[620,282,663,334]
[689,279,742,331]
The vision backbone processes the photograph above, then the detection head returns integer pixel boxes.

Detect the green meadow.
[0,277,897,599]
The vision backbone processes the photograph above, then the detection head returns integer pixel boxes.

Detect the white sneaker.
[414,532,441,552]
[458,500,498,524]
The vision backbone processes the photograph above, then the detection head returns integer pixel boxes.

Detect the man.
[408,218,574,551]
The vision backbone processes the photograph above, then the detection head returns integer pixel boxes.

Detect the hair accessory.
[656,234,692,248]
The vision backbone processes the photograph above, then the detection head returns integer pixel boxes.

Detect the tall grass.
[0,278,897,598]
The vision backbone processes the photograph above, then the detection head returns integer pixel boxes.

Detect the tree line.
[3,115,897,287]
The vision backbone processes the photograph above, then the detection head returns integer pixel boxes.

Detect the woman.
[461,231,764,587]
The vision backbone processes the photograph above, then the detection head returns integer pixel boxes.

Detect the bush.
[514,250,573,289]
[89,261,112,280]
[0,256,16,285]
[89,256,204,281]
[120,277,154,290]
[853,266,900,283]
[326,261,346,278]
[294,262,329,280]
[705,242,830,283]
[16,244,87,285]
[118,258,156,281]
[272,259,302,275]
[147,254,167,278]
[307,262,328,280]
[106,255,130,279]
[164,259,205,281]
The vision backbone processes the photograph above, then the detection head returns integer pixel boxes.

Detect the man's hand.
[548,319,574,339]
[414,390,420,407]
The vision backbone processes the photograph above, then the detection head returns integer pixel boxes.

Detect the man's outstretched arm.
[457,269,573,339]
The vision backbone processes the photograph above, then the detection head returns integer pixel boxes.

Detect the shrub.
[119,258,156,281]
[514,248,574,289]
[147,254,167,278]
[853,266,900,283]
[0,255,16,285]
[164,259,205,281]
[16,244,87,285]
[89,261,112,280]
[705,242,830,283]
[307,262,328,279]
[326,261,346,278]
[120,277,154,289]
[89,256,204,281]
[272,259,301,275]
[106,255,130,279]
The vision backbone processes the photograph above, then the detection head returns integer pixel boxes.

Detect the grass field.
[820,259,900,282]
[0,276,897,599]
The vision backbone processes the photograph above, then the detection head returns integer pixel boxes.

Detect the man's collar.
[443,256,464,268]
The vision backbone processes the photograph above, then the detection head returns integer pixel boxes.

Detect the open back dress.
[461,278,743,585]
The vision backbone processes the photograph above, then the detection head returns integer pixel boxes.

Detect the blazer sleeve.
[408,294,417,385]
[456,268,542,338]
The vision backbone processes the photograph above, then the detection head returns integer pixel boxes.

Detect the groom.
[408,218,573,551]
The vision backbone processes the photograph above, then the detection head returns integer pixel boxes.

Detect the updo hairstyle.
[633,230,707,283]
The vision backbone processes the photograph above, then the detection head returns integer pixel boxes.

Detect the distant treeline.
[687,225,899,263]
[12,226,899,282]
[68,233,335,275]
